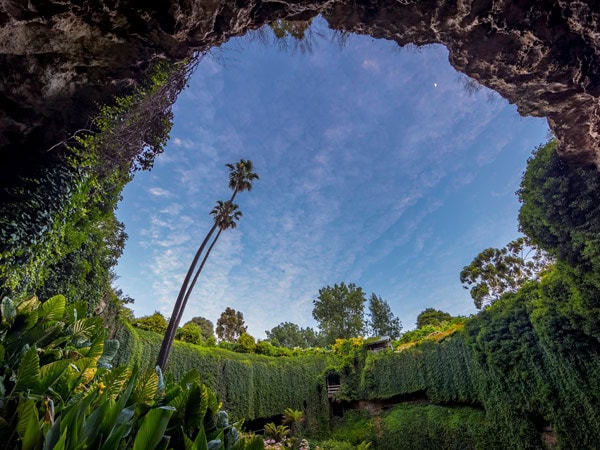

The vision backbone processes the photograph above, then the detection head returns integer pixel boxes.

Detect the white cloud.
[148,187,172,197]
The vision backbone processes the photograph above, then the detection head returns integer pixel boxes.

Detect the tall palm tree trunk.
[156,222,218,370]
[157,228,223,370]
[174,229,222,333]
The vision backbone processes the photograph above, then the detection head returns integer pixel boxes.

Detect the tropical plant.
[264,423,290,442]
[157,160,258,370]
[282,408,304,435]
[0,294,120,449]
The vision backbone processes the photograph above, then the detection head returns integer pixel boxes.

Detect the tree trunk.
[156,222,218,370]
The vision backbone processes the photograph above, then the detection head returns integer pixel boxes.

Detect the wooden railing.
[327,384,341,398]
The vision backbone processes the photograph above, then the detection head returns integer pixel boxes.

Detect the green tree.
[216,307,248,342]
[312,282,366,344]
[156,159,257,370]
[460,236,552,309]
[175,322,203,344]
[266,322,321,348]
[236,332,257,353]
[134,311,168,334]
[186,316,214,340]
[367,294,402,339]
[518,139,600,290]
[416,308,453,329]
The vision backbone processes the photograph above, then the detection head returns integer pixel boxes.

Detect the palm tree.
[226,159,259,202]
[171,201,241,331]
[156,160,258,370]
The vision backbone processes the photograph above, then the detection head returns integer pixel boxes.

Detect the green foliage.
[217,307,248,342]
[329,410,375,447]
[518,139,600,292]
[460,236,552,308]
[188,316,216,340]
[134,311,168,334]
[415,308,453,329]
[264,423,290,442]
[0,292,258,450]
[0,61,185,306]
[366,294,402,339]
[177,322,204,344]
[266,322,321,349]
[236,333,257,353]
[112,324,333,435]
[376,404,490,450]
[396,319,465,345]
[312,283,366,344]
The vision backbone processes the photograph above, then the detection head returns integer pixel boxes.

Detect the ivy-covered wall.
[113,266,600,448]
[114,323,333,435]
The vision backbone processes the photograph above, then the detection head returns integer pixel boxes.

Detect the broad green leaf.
[15,295,40,315]
[16,347,40,392]
[185,383,208,431]
[25,309,39,330]
[71,318,103,344]
[17,397,41,450]
[97,339,120,366]
[85,335,105,359]
[99,420,128,450]
[81,399,112,446]
[194,426,209,450]
[1,297,16,325]
[43,417,62,450]
[132,406,175,450]
[39,295,66,322]
[39,360,70,393]
[99,366,131,399]
[133,369,159,406]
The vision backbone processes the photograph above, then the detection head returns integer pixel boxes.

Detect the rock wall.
[1,0,599,170]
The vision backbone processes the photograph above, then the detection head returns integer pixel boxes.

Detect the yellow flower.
[98,381,106,395]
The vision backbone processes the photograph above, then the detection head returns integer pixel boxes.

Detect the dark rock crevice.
[1,0,600,172]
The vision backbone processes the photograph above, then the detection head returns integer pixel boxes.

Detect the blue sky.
[115,19,550,338]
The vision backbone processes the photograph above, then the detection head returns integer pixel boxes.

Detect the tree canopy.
[367,294,402,339]
[460,236,552,309]
[216,307,248,342]
[312,282,366,344]
[185,316,214,340]
[416,308,454,329]
[518,139,600,291]
[266,322,321,349]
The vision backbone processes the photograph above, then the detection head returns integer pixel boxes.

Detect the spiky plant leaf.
[16,346,40,392]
